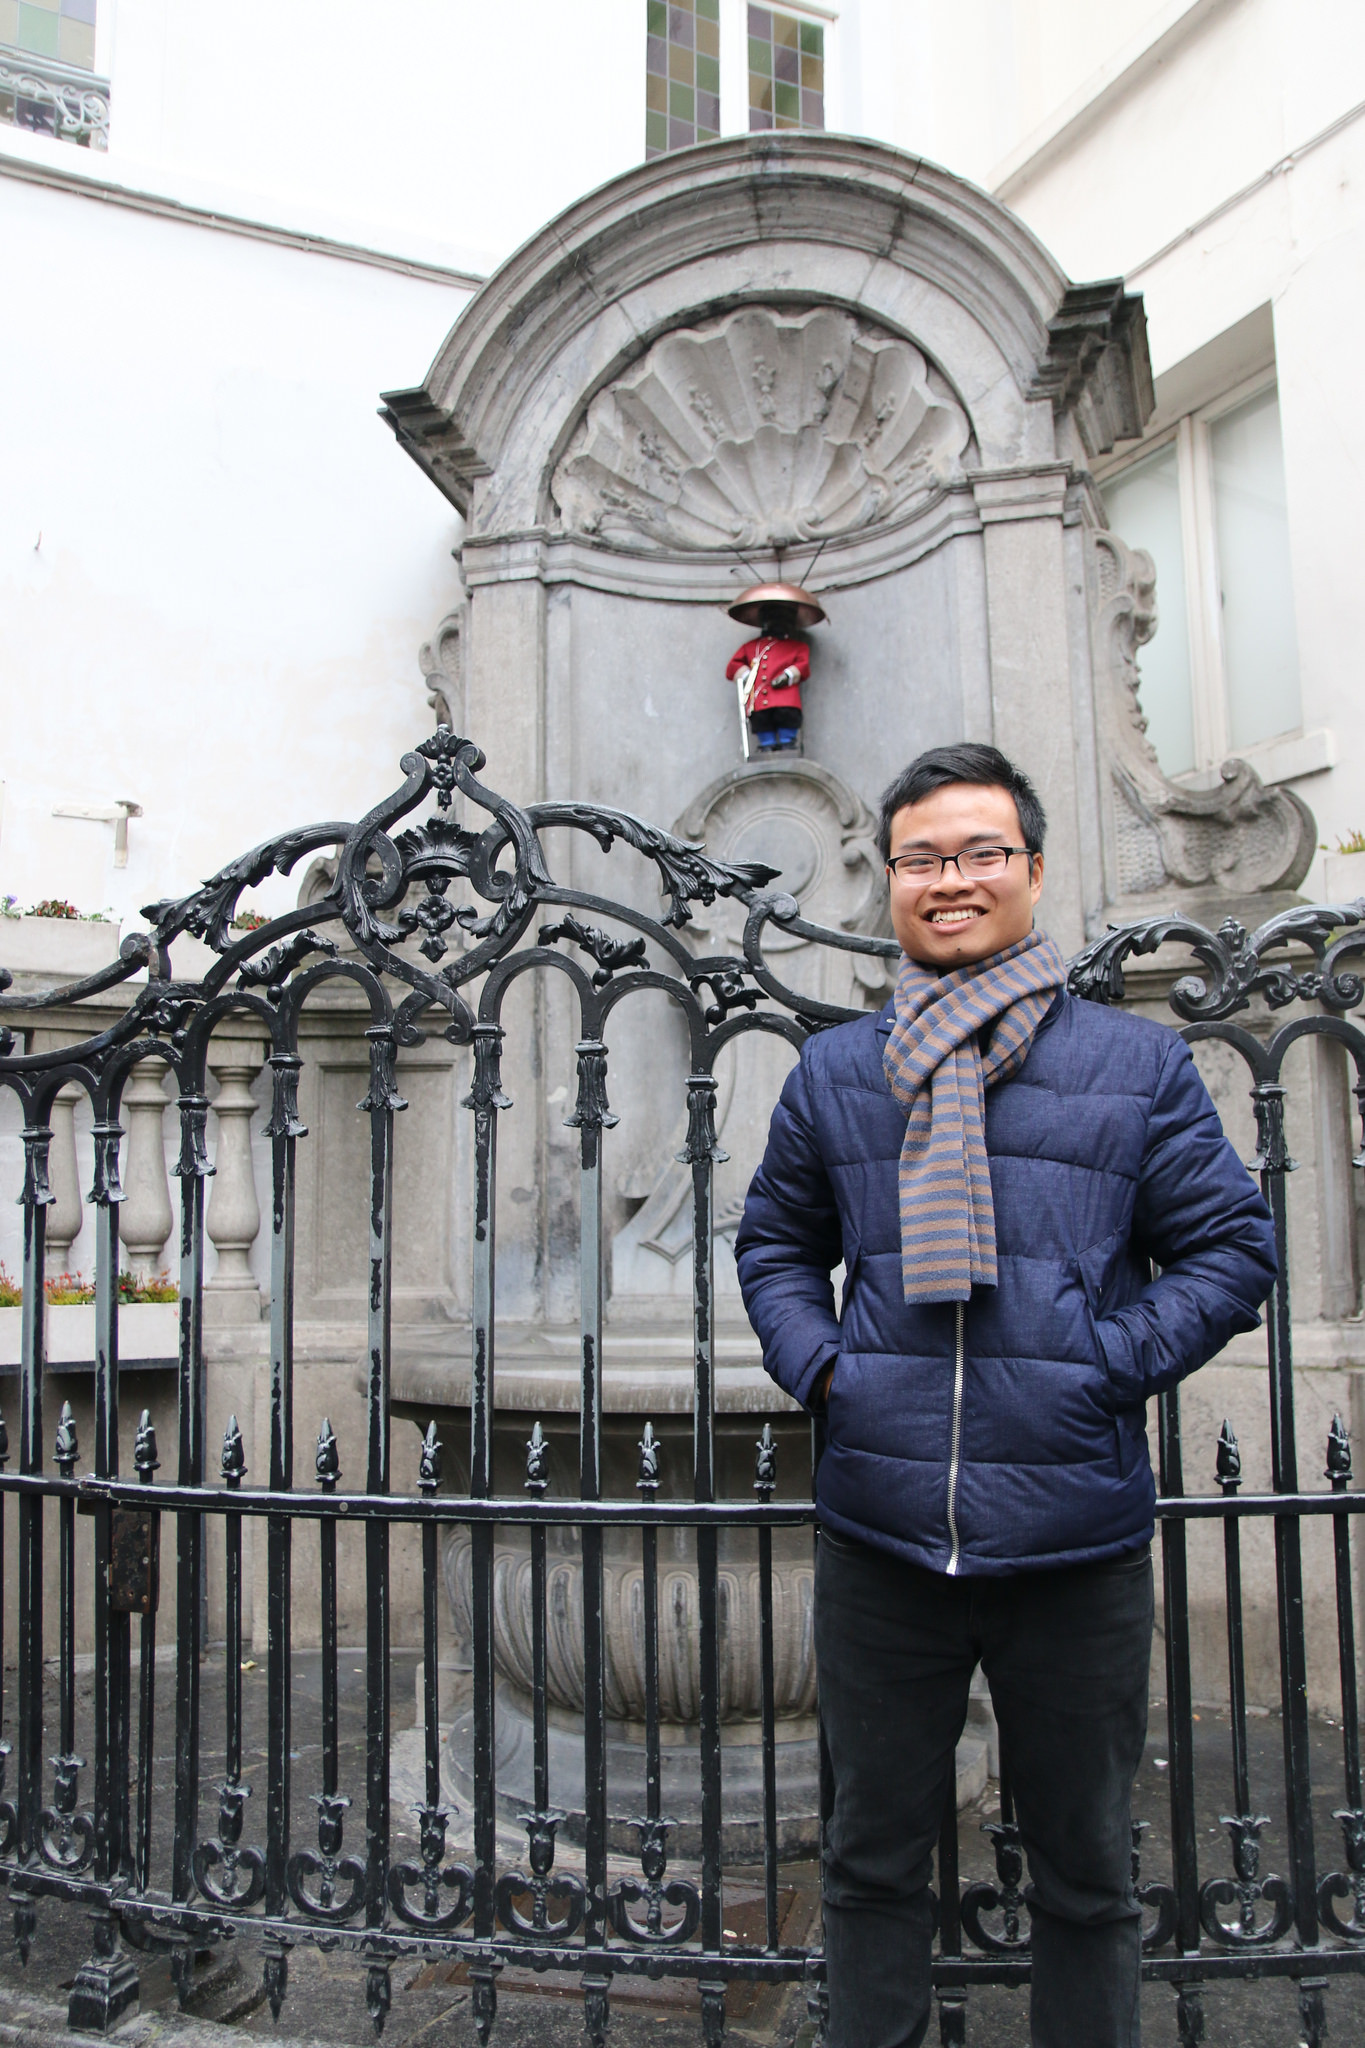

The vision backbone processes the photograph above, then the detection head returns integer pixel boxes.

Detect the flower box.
[0,916,122,978]
[0,1301,180,1369]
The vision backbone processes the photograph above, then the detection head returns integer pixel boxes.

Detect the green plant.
[0,1265,20,1308]
[118,1269,178,1304]
[232,910,269,931]
[29,898,79,919]
[1330,830,1365,857]
[0,895,19,920]
[45,1271,95,1304]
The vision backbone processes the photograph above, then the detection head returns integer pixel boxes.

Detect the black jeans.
[815,1528,1154,2048]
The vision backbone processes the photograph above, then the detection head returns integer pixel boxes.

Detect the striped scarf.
[882,931,1067,1304]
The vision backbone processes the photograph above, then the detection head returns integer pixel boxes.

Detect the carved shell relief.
[550,305,973,552]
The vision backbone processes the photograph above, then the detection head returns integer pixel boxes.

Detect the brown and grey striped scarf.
[882,931,1067,1304]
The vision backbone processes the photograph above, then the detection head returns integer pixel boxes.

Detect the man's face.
[886,781,1044,968]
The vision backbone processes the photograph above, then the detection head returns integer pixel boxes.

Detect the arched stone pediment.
[381,135,1150,544]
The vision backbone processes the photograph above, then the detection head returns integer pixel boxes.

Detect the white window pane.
[1210,386,1301,752]
[1101,444,1195,776]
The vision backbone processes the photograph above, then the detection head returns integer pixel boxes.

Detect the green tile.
[647,0,666,33]
[0,0,19,43]
[774,79,799,119]
[16,2,59,54]
[697,122,719,142]
[748,34,771,74]
[25,0,57,11]
[799,19,822,55]
[696,0,719,15]
[696,51,719,93]
[669,78,694,118]
[646,108,667,151]
[57,14,92,65]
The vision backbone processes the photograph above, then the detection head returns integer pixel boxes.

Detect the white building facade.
[3,0,1362,922]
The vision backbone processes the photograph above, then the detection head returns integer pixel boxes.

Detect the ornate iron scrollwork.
[606,1815,701,1943]
[1131,1819,1177,1953]
[495,1809,586,1939]
[192,1779,266,1909]
[236,930,339,997]
[39,1750,94,1873]
[1198,1815,1293,1946]
[689,965,761,1025]
[285,1791,367,1922]
[387,1802,474,1932]
[961,1817,1030,1953]
[1067,902,1365,1021]
[539,913,648,985]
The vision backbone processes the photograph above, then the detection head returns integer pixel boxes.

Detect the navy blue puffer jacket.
[735,990,1277,1575]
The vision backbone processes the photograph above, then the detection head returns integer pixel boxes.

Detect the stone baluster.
[118,1061,173,1281]
[205,1046,266,1323]
[45,1083,85,1275]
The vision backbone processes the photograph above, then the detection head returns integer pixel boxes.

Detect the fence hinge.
[108,1507,160,1615]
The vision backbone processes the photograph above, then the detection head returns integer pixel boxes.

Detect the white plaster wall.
[0,173,471,925]
[1,1,1363,1108]
[21,0,643,279]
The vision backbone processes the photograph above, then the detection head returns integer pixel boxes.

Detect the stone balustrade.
[118,1061,173,1280]
[204,1047,267,1322]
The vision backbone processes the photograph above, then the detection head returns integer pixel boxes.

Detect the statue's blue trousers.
[815,1527,1154,2048]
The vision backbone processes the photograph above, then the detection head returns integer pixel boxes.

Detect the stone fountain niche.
[379,136,1314,1844]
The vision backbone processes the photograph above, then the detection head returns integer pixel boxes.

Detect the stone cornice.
[458,476,997,601]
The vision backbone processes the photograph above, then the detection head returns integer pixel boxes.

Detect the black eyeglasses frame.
[884,845,1038,881]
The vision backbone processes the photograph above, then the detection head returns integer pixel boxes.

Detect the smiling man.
[735,743,1277,2048]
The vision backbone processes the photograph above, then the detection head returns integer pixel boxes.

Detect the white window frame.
[718,0,839,139]
[1097,369,1330,787]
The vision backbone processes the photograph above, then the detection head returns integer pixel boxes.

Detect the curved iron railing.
[0,726,1361,2044]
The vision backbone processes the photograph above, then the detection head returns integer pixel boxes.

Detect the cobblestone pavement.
[0,1654,1361,2044]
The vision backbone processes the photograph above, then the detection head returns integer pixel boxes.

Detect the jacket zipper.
[946,1302,965,1575]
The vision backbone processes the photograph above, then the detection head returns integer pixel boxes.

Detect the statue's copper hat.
[727,581,827,629]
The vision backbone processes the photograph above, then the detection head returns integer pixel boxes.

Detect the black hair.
[877,743,1047,862]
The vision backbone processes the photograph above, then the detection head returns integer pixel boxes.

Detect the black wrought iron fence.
[0,726,1361,2046]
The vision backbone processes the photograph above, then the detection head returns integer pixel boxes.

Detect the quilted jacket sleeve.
[1094,1034,1278,1405]
[734,1052,845,1410]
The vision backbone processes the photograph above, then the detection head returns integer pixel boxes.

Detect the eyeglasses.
[886,846,1036,881]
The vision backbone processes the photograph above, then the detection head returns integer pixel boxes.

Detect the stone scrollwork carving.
[419,595,466,733]
[550,305,972,552]
[1093,530,1314,901]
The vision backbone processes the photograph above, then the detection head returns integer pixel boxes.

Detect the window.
[647,0,721,159]
[1,0,94,69]
[0,0,107,148]
[748,5,824,132]
[1100,380,1304,782]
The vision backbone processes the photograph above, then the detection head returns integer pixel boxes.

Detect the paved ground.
[0,1654,1360,2045]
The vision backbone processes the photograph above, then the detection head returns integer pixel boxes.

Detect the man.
[735,743,1276,2048]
